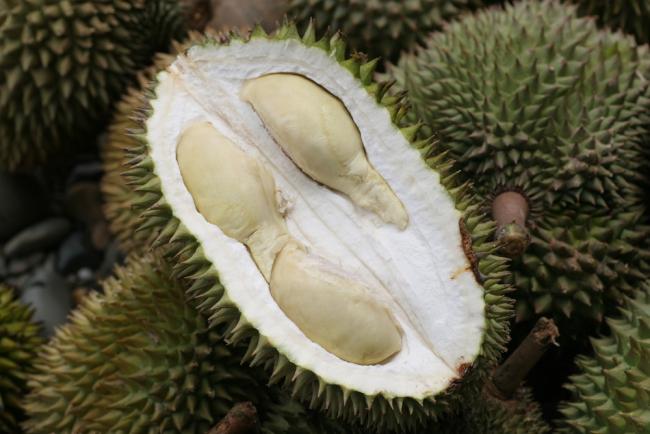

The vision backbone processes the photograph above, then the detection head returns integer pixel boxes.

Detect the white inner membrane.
[147,39,485,399]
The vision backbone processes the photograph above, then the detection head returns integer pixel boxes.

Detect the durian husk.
[287,0,485,62]
[0,286,43,433]
[22,252,362,434]
[119,23,513,432]
[0,0,187,171]
[559,282,650,433]
[390,0,650,335]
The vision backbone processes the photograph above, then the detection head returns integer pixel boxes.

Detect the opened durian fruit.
[110,24,513,431]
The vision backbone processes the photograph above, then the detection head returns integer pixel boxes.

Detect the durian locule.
[103,24,513,431]
[391,0,650,333]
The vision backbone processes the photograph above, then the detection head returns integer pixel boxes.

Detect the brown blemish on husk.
[459,218,481,283]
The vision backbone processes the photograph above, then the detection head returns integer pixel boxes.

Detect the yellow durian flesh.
[176,122,291,280]
[241,73,409,229]
[271,241,402,365]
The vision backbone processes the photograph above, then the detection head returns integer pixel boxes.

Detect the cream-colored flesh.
[271,241,402,365]
[176,122,289,280]
[148,39,485,399]
[241,74,408,230]
[177,122,402,364]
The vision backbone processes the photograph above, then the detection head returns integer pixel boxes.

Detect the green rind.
[22,252,360,434]
[559,282,650,433]
[433,387,551,434]
[121,23,513,432]
[0,285,43,433]
[391,0,650,332]
[287,0,485,62]
[0,0,187,171]
[572,0,650,44]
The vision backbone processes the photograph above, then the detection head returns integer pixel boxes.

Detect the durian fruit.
[434,387,550,434]
[119,23,513,431]
[391,0,650,331]
[286,0,485,62]
[23,253,359,434]
[559,282,650,433]
[0,285,43,433]
[572,0,650,44]
[0,0,188,171]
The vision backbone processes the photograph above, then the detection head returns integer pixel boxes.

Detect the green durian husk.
[286,0,485,63]
[559,282,650,433]
[0,286,43,433]
[118,23,513,432]
[432,387,550,434]
[0,0,187,171]
[391,0,650,335]
[572,0,650,44]
[22,252,362,434]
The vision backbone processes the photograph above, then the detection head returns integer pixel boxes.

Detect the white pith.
[146,38,485,399]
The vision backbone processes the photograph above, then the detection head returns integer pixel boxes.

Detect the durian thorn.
[487,317,560,400]
[492,191,531,258]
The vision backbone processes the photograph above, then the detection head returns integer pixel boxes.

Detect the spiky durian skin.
[434,388,550,434]
[0,286,43,433]
[559,283,650,433]
[0,0,187,171]
[23,253,358,434]
[287,0,484,62]
[119,24,513,432]
[573,0,650,44]
[392,0,650,332]
[101,53,174,253]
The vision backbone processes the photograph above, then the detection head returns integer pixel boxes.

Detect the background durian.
[0,0,188,170]
[0,285,43,433]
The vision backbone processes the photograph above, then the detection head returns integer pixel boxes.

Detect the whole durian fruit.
[23,253,359,434]
[286,0,485,62]
[572,0,650,44]
[559,283,650,433]
[434,387,550,434]
[116,23,513,432]
[0,285,43,433]
[391,0,650,334]
[0,0,188,171]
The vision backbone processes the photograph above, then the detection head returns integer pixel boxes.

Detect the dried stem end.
[492,191,530,258]
[207,402,259,434]
[488,317,560,400]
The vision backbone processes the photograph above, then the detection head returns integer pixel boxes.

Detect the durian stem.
[206,402,259,434]
[488,317,559,400]
[492,191,531,258]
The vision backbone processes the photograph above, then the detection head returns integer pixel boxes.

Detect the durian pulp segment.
[150,38,485,398]
[176,122,402,365]
[240,73,409,230]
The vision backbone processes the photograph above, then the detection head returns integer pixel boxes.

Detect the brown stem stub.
[207,402,259,434]
[492,191,531,258]
[488,317,559,400]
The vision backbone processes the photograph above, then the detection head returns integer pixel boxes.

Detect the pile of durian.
[1,0,649,432]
